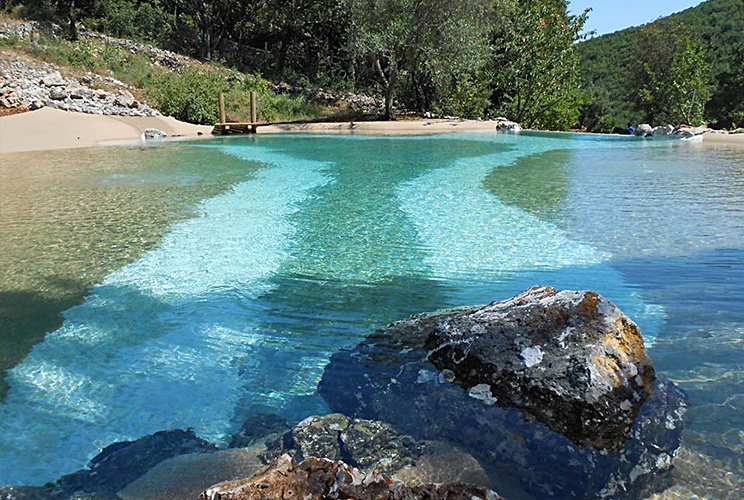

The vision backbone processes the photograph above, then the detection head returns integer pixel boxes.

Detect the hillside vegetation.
[578,0,744,129]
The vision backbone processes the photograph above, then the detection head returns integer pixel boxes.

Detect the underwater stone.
[258,413,490,486]
[319,287,687,499]
[201,454,503,500]
[55,429,217,495]
[229,413,290,449]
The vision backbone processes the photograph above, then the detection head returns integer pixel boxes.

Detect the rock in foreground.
[319,287,688,499]
[201,454,502,500]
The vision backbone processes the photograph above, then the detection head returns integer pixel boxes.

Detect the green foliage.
[438,71,492,119]
[490,0,588,130]
[348,0,490,119]
[578,0,744,128]
[82,0,171,45]
[147,68,228,124]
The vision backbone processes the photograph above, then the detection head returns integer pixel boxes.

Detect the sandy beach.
[1,108,743,154]
[0,107,213,154]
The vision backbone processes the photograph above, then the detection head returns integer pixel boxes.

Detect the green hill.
[578,0,744,128]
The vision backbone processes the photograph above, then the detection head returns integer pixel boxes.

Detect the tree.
[348,0,490,120]
[631,20,711,125]
[707,40,744,129]
[490,0,589,130]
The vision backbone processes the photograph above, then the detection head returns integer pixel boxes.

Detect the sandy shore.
[2,109,743,154]
[0,107,213,154]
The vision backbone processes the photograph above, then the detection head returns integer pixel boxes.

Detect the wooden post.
[250,91,257,133]
[218,92,226,125]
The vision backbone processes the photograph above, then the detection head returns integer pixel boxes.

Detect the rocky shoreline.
[0,288,692,500]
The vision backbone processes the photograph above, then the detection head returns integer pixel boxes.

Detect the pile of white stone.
[635,123,743,138]
[0,55,160,116]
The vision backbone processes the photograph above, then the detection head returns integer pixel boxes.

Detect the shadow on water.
[483,148,572,220]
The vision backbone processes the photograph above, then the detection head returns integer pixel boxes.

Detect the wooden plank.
[250,91,257,133]
[218,92,226,124]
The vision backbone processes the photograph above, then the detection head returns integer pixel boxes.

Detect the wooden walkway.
[212,91,260,135]
[212,122,259,135]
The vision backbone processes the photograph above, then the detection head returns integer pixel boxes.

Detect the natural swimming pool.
[0,132,742,496]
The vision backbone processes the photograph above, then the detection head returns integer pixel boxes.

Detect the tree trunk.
[68,0,78,40]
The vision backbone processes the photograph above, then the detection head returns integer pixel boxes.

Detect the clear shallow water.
[0,132,742,495]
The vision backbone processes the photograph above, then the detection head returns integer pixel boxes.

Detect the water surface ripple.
[0,133,741,497]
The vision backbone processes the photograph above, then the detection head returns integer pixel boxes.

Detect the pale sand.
[0,107,213,154]
[701,131,744,147]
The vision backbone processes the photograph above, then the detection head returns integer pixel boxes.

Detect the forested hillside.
[578,0,744,129]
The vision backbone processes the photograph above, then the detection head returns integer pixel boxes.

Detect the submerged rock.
[201,454,502,500]
[259,413,489,487]
[230,413,290,449]
[319,287,688,499]
[56,429,217,495]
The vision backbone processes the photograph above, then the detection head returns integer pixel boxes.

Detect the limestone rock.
[732,128,744,134]
[201,454,502,500]
[49,87,68,101]
[319,287,688,499]
[494,117,522,132]
[114,91,135,108]
[40,72,65,87]
[635,124,654,137]
[143,128,167,140]
[653,124,674,136]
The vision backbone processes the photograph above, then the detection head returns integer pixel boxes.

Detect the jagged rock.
[732,128,744,134]
[49,87,68,100]
[259,414,490,486]
[673,125,708,138]
[635,124,654,137]
[40,72,66,87]
[494,117,521,132]
[143,128,168,140]
[319,287,688,499]
[653,124,674,136]
[56,429,217,496]
[200,454,502,500]
[114,91,135,108]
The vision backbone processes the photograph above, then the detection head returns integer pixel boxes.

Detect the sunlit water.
[0,132,742,496]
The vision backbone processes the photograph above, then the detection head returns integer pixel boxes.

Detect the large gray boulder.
[319,287,687,499]
[635,124,654,137]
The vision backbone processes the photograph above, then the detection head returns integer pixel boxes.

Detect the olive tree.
[348,0,490,120]
[491,0,589,130]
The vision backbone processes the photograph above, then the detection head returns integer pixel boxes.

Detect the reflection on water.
[0,133,742,497]
[0,145,258,399]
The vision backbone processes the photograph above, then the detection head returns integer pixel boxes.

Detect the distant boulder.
[653,124,674,136]
[635,124,654,137]
[143,128,168,140]
[494,117,522,132]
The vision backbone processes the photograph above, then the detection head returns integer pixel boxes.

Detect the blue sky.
[569,1,707,37]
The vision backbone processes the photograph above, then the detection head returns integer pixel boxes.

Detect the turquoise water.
[0,132,742,492]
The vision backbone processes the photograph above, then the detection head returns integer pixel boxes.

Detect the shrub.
[147,68,228,124]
